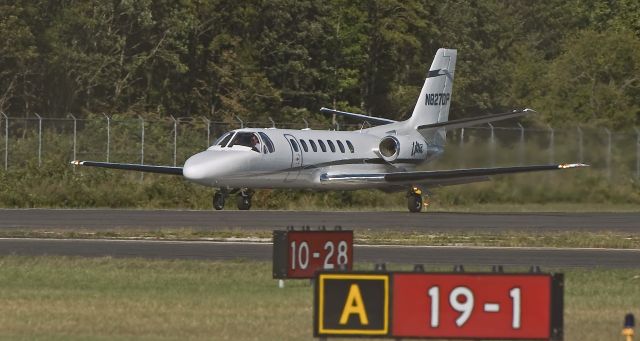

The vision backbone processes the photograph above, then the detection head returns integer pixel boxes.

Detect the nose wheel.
[213,190,226,210]
[407,187,423,213]
[236,189,253,210]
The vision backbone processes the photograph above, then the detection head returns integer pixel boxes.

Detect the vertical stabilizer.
[407,48,456,143]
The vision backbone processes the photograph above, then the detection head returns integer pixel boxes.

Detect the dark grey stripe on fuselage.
[427,69,443,78]
[297,158,422,170]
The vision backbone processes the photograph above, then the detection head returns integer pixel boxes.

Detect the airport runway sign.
[314,273,389,336]
[314,271,563,340]
[272,228,353,279]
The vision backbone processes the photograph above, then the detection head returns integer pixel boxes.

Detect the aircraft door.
[283,134,303,182]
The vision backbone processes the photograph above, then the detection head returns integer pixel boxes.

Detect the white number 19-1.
[427,286,522,329]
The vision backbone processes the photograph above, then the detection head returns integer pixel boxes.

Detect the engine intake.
[378,136,400,162]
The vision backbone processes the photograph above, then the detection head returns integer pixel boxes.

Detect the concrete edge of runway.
[1,237,639,252]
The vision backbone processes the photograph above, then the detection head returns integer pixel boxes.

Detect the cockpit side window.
[258,132,275,153]
[214,132,234,147]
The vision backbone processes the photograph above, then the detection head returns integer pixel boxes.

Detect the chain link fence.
[1,113,638,182]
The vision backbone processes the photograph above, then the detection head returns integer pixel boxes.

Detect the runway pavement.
[0,238,638,268]
[1,209,638,268]
[1,209,639,232]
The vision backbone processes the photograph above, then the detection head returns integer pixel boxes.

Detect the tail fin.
[407,48,457,141]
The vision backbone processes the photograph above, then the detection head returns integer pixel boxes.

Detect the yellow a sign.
[339,284,369,325]
[315,273,389,336]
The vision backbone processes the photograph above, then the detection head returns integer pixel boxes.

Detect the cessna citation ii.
[72,48,587,212]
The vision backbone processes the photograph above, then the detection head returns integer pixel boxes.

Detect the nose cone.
[182,150,248,186]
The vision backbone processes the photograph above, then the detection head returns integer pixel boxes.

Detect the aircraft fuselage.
[182,127,442,190]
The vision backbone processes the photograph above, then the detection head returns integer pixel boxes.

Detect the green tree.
[0,2,38,114]
[535,30,640,128]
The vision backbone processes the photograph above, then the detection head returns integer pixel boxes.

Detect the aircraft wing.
[320,163,588,187]
[71,160,183,175]
[320,107,397,126]
[418,108,536,132]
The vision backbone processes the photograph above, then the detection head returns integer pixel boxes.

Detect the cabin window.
[309,140,317,152]
[214,132,234,147]
[290,139,299,152]
[337,140,346,153]
[318,140,327,152]
[259,132,275,153]
[327,140,336,152]
[300,139,308,152]
[346,140,355,153]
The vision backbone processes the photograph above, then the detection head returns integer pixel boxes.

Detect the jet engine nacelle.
[377,135,426,162]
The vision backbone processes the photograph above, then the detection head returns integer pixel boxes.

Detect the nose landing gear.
[212,188,254,210]
[407,187,424,213]
[213,190,226,210]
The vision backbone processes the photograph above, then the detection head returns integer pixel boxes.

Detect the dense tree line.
[1,0,639,129]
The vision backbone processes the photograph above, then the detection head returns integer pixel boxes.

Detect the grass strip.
[0,256,638,340]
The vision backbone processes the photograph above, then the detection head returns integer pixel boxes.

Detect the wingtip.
[523,108,537,113]
[70,160,82,166]
[558,163,589,169]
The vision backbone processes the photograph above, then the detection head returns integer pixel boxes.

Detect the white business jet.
[72,48,586,212]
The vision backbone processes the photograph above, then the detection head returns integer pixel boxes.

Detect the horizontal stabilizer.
[71,160,183,175]
[418,108,536,131]
[320,107,396,126]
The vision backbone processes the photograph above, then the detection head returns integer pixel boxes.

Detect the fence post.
[488,123,495,167]
[139,116,145,165]
[170,115,177,167]
[517,123,525,165]
[139,116,145,182]
[34,113,42,166]
[577,126,583,163]
[547,124,554,164]
[202,117,211,147]
[604,128,611,179]
[635,127,640,180]
[68,114,77,165]
[103,114,110,162]
[268,117,276,128]
[235,115,243,129]
[1,111,7,170]
[460,128,465,147]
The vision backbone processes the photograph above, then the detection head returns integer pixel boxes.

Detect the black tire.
[213,192,225,210]
[407,195,422,213]
[237,195,251,210]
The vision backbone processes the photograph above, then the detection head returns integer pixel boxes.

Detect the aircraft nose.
[183,151,218,184]
[182,150,246,185]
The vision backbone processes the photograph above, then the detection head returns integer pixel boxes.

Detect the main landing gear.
[236,189,253,210]
[213,189,254,210]
[407,187,427,213]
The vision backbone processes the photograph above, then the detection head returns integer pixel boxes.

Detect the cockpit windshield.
[228,132,262,153]
[213,132,234,147]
